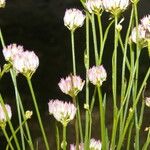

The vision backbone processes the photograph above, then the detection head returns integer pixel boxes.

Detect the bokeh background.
[0,0,149,149]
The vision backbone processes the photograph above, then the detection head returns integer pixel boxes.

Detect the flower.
[0,103,12,127]
[64,8,85,31]
[85,0,103,14]
[0,0,6,8]
[88,65,107,86]
[13,50,39,78]
[102,0,130,16]
[70,139,102,150]
[130,25,147,47]
[48,99,76,126]
[3,44,24,62]
[145,97,150,107]
[90,139,102,150]
[25,110,33,119]
[58,75,85,97]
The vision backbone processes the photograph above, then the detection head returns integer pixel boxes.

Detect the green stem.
[27,78,50,150]
[55,122,60,150]
[142,129,150,150]
[2,127,14,150]
[10,69,34,150]
[111,16,118,150]
[0,28,5,47]
[84,14,90,150]
[71,31,76,75]
[97,86,106,150]
[91,13,99,65]
[0,95,21,150]
[62,125,67,150]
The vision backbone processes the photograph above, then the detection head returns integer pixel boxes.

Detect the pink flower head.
[48,99,76,126]
[64,8,85,31]
[70,143,84,150]
[141,15,150,32]
[58,75,85,97]
[13,50,39,78]
[2,44,24,62]
[0,103,12,124]
[88,65,107,86]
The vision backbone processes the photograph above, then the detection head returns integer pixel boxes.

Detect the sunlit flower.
[13,50,39,78]
[85,0,103,14]
[102,0,130,16]
[3,44,24,62]
[0,103,12,127]
[145,97,150,107]
[0,0,6,8]
[48,99,76,126]
[141,15,150,32]
[130,25,147,47]
[58,75,85,97]
[90,139,102,150]
[70,139,102,150]
[25,110,33,119]
[88,65,107,86]
[64,8,85,31]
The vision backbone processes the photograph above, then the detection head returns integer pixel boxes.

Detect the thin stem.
[91,13,99,65]
[142,129,150,150]
[0,28,5,47]
[55,122,60,150]
[71,31,76,75]
[26,78,50,150]
[62,125,67,150]
[2,127,14,150]
[97,86,106,150]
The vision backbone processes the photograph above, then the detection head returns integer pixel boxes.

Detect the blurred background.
[0,0,149,149]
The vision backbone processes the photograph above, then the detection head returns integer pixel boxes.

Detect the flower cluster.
[0,103,12,128]
[3,44,39,78]
[58,75,85,97]
[131,15,150,49]
[70,138,102,150]
[0,0,5,8]
[85,0,103,14]
[88,65,107,86]
[48,99,76,126]
[64,8,85,31]
[102,0,130,16]
[145,97,150,107]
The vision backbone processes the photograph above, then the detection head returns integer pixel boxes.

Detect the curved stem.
[27,78,50,150]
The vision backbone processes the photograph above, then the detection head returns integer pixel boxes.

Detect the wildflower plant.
[0,0,149,150]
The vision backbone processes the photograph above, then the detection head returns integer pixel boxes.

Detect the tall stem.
[62,125,67,150]
[71,31,76,75]
[27,78,50,150]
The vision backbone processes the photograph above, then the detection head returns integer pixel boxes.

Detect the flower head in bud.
[0,0,6,8]
[0,103,12,128]
[25,111,33,119]
[13,51,39,78]
[85,0,103,14]
[88,65,107,86]
[64,8,85,31]
[48,100,76,126]
[58,75,85,97]
[70,143,84,150]
[102,0,130,16]
[145,97,150,107]
[3,44,24,63]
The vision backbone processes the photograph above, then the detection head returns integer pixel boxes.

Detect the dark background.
[0,0,149,149]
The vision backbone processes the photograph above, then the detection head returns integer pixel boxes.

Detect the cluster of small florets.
[0,103,12,128]
[3,44,39,78]
[0,0,6,8]
[48,99,76,126]
[70,138,102,150]
[131,15,150,48]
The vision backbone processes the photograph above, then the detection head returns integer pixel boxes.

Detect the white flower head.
[58,75,85,97]
[0,0,6,8]
[48,100,76,126]
[88,65,107,86]
[13,50,39,78]
[90,139,102,150]
[130,25,147,47]
[3,44,24,62]
[70,143,84,150]
[64,8,85,31]
[102,0,130,16]
[145,97,150,107]
[85,0,103,14]
[0,103,12,126]
[141,15,150,32]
